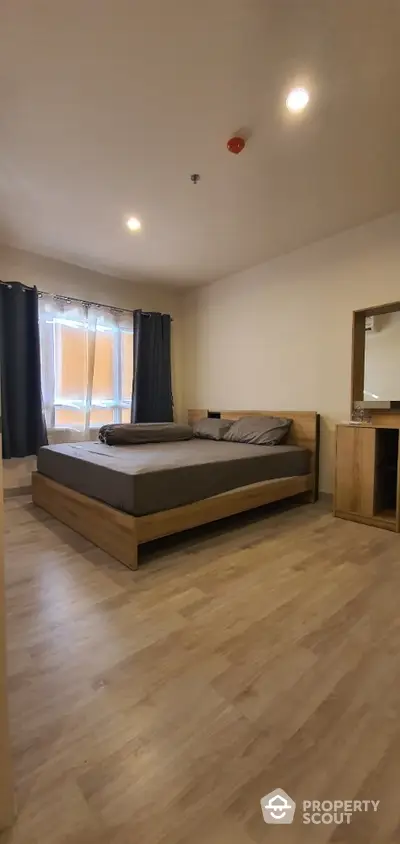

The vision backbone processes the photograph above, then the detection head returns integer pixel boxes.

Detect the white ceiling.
[1,0,400,286]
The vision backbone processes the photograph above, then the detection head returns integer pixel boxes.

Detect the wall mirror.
[351,301,400,411]
[364,311,400,401]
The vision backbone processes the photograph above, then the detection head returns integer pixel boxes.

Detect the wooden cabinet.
[334,423,400,532]
[335,425,376,517]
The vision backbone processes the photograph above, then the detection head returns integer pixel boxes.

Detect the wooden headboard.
[188,409,320,501]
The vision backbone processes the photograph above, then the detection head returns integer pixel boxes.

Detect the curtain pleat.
[84,306,98,433]
[0,282,47,458]
[131,310,173,423]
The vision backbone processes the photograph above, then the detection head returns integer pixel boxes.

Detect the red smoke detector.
[227,136,246,155]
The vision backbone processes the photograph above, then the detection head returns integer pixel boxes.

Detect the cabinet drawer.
[335,426,376,517]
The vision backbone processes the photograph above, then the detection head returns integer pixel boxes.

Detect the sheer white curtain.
[39,295,133,442]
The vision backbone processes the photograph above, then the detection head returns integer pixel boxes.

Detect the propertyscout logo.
[261,790,296,824]
[260,789,380,826]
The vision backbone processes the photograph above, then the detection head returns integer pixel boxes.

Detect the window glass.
[39,298,133,431]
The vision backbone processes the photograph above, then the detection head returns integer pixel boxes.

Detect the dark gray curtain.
[131,310,173,423]
[0,282,47,458]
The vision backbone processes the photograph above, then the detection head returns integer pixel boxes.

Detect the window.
[39,296,133,433]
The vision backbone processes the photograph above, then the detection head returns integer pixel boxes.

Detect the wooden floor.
[2,495,400,844]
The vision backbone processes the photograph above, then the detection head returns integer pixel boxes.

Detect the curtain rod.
[38,290,133,316]
[0,281,172,319]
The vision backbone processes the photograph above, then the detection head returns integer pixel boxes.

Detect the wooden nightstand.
[334,423,400,532]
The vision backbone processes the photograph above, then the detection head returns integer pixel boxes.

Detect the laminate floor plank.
[2,496,400,843]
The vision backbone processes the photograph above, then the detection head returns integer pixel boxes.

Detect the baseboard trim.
[4,485,32,499]
[319,491,333,505]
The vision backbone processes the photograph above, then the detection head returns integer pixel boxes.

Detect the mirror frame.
[351,300,400,410]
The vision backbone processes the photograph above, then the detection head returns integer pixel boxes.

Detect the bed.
[32,409,320,569]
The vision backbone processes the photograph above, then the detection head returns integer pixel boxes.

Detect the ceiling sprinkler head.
[190,173,200,185]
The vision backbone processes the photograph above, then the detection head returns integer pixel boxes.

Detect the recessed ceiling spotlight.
[125,216,141,232]
[286,87,310,113]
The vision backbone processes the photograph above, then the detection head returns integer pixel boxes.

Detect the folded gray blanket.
[98,422,193,446]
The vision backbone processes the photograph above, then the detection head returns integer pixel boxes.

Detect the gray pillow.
[192,417,233,441]
[99,422,193,445]
[223,415,291,445]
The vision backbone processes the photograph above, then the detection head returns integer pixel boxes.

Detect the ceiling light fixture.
[125,216,141,232]
[286,87,310,113]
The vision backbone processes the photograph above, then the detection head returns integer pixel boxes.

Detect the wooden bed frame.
[32,409,320,570]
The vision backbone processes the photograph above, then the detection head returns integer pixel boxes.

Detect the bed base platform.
[32,470,313,571]
[32,409,319,570]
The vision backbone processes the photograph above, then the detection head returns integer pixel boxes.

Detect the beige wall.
[364,311,400,401]
[0,246,185,489]
[183,212,400,493]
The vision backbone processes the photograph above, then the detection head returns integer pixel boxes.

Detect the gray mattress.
[37,439,311,517]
